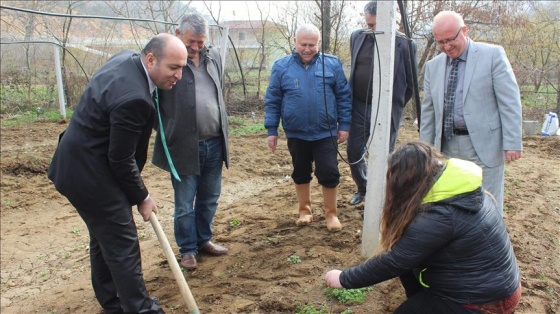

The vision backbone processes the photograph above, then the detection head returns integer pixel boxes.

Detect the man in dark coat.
[152,13,230,271]
[48,33,188,313]
[347,0,417,205]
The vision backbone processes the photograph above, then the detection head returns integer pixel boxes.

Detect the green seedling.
[229,218,242,227]
[324,287,371,305]
[287,254,302,264]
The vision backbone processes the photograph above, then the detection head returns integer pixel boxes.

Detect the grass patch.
[324,287,371,305]
[295,302,353,314]
[229,116,266,135]
[1,108,71,126]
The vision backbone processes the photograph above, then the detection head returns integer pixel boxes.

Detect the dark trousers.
[396,271,478,314]
[287,137,340,187]
[347,99,401,193]
[72,202,163,314]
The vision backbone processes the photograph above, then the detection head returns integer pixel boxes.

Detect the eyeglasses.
[436,27,463,46]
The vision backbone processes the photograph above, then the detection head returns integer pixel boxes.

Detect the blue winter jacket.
[264,51,352,141]
[340,158,520,305]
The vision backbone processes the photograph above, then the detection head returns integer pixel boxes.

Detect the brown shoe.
[179,253,197,270]
[199,241,228,256]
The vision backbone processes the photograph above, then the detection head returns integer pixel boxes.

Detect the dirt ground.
[1,118,559,314]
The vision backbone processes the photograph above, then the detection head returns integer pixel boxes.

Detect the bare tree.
[314,0,332,53]
[106,0,191,48]
[270,1,303,55]
[251,2,271,99]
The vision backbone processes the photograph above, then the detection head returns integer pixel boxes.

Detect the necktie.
[443,58,459,140]
[153,88,182,182]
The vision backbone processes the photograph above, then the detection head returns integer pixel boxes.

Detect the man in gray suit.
[420,11,523,215]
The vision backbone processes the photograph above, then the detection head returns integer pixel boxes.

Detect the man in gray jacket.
[152,13,230,270]
[420,11,522,216]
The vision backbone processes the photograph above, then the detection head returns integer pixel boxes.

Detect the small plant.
[39,269,50,277]
[138,232,147,240]
[229,217,242,227]
[324,287,371,305]
[1,198,14,207]
[287,253,302,264]
[538,272,549,281]
[70,228,81,235]
[295,302,327,314]
[62,252,71,259]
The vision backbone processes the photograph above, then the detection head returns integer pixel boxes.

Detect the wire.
[0,4,176,25]
[0,40,90,82]
[348,30,382,167]
[226,34,247,98]
[397,0,421,130]
[0,3,181,85]
[320,0,353,165]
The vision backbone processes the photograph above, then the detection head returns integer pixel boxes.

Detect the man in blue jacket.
[264,24,352,232]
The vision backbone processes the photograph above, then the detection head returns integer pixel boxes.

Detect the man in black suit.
[48,33,188,313]
[347,0,417,205]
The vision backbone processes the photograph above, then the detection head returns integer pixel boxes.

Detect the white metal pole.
[53,45,66,119]
[361,0,396,257]
[220,26,230,77]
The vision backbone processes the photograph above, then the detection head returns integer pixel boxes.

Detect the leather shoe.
[179,253,197,270]
[199,241,228,256]
[350,191,365,205]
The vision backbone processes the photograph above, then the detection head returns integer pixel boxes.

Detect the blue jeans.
[171,137,223,256]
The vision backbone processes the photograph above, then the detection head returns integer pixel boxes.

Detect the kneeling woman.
[325,141,521,314]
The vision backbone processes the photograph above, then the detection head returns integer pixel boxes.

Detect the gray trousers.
[442,134,505,216]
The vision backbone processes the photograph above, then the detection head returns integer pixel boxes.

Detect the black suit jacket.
[350,29,416,128]
[48,51,155,221]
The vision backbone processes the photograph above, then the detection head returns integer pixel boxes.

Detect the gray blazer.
[419,40,522,167]
[152,46,229,176]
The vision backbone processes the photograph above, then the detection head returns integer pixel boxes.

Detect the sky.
[189,1,279,21]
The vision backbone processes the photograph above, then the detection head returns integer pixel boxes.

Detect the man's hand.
[337,130,349,144]
[138,195,158,222]
[267,135,278,153]
[505,150,522,162]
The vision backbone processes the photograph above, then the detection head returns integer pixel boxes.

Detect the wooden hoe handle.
[149,212,201,314]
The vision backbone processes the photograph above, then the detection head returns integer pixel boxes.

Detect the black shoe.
[350,191,365,205]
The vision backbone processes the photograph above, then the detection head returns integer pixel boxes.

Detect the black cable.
[0,40,90,82]
[397,0,421,130]
[227,35,247,98]
[349,30,382,167]
[320,0,351,164]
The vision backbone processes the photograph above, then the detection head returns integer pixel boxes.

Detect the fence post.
[53,44,66,119]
